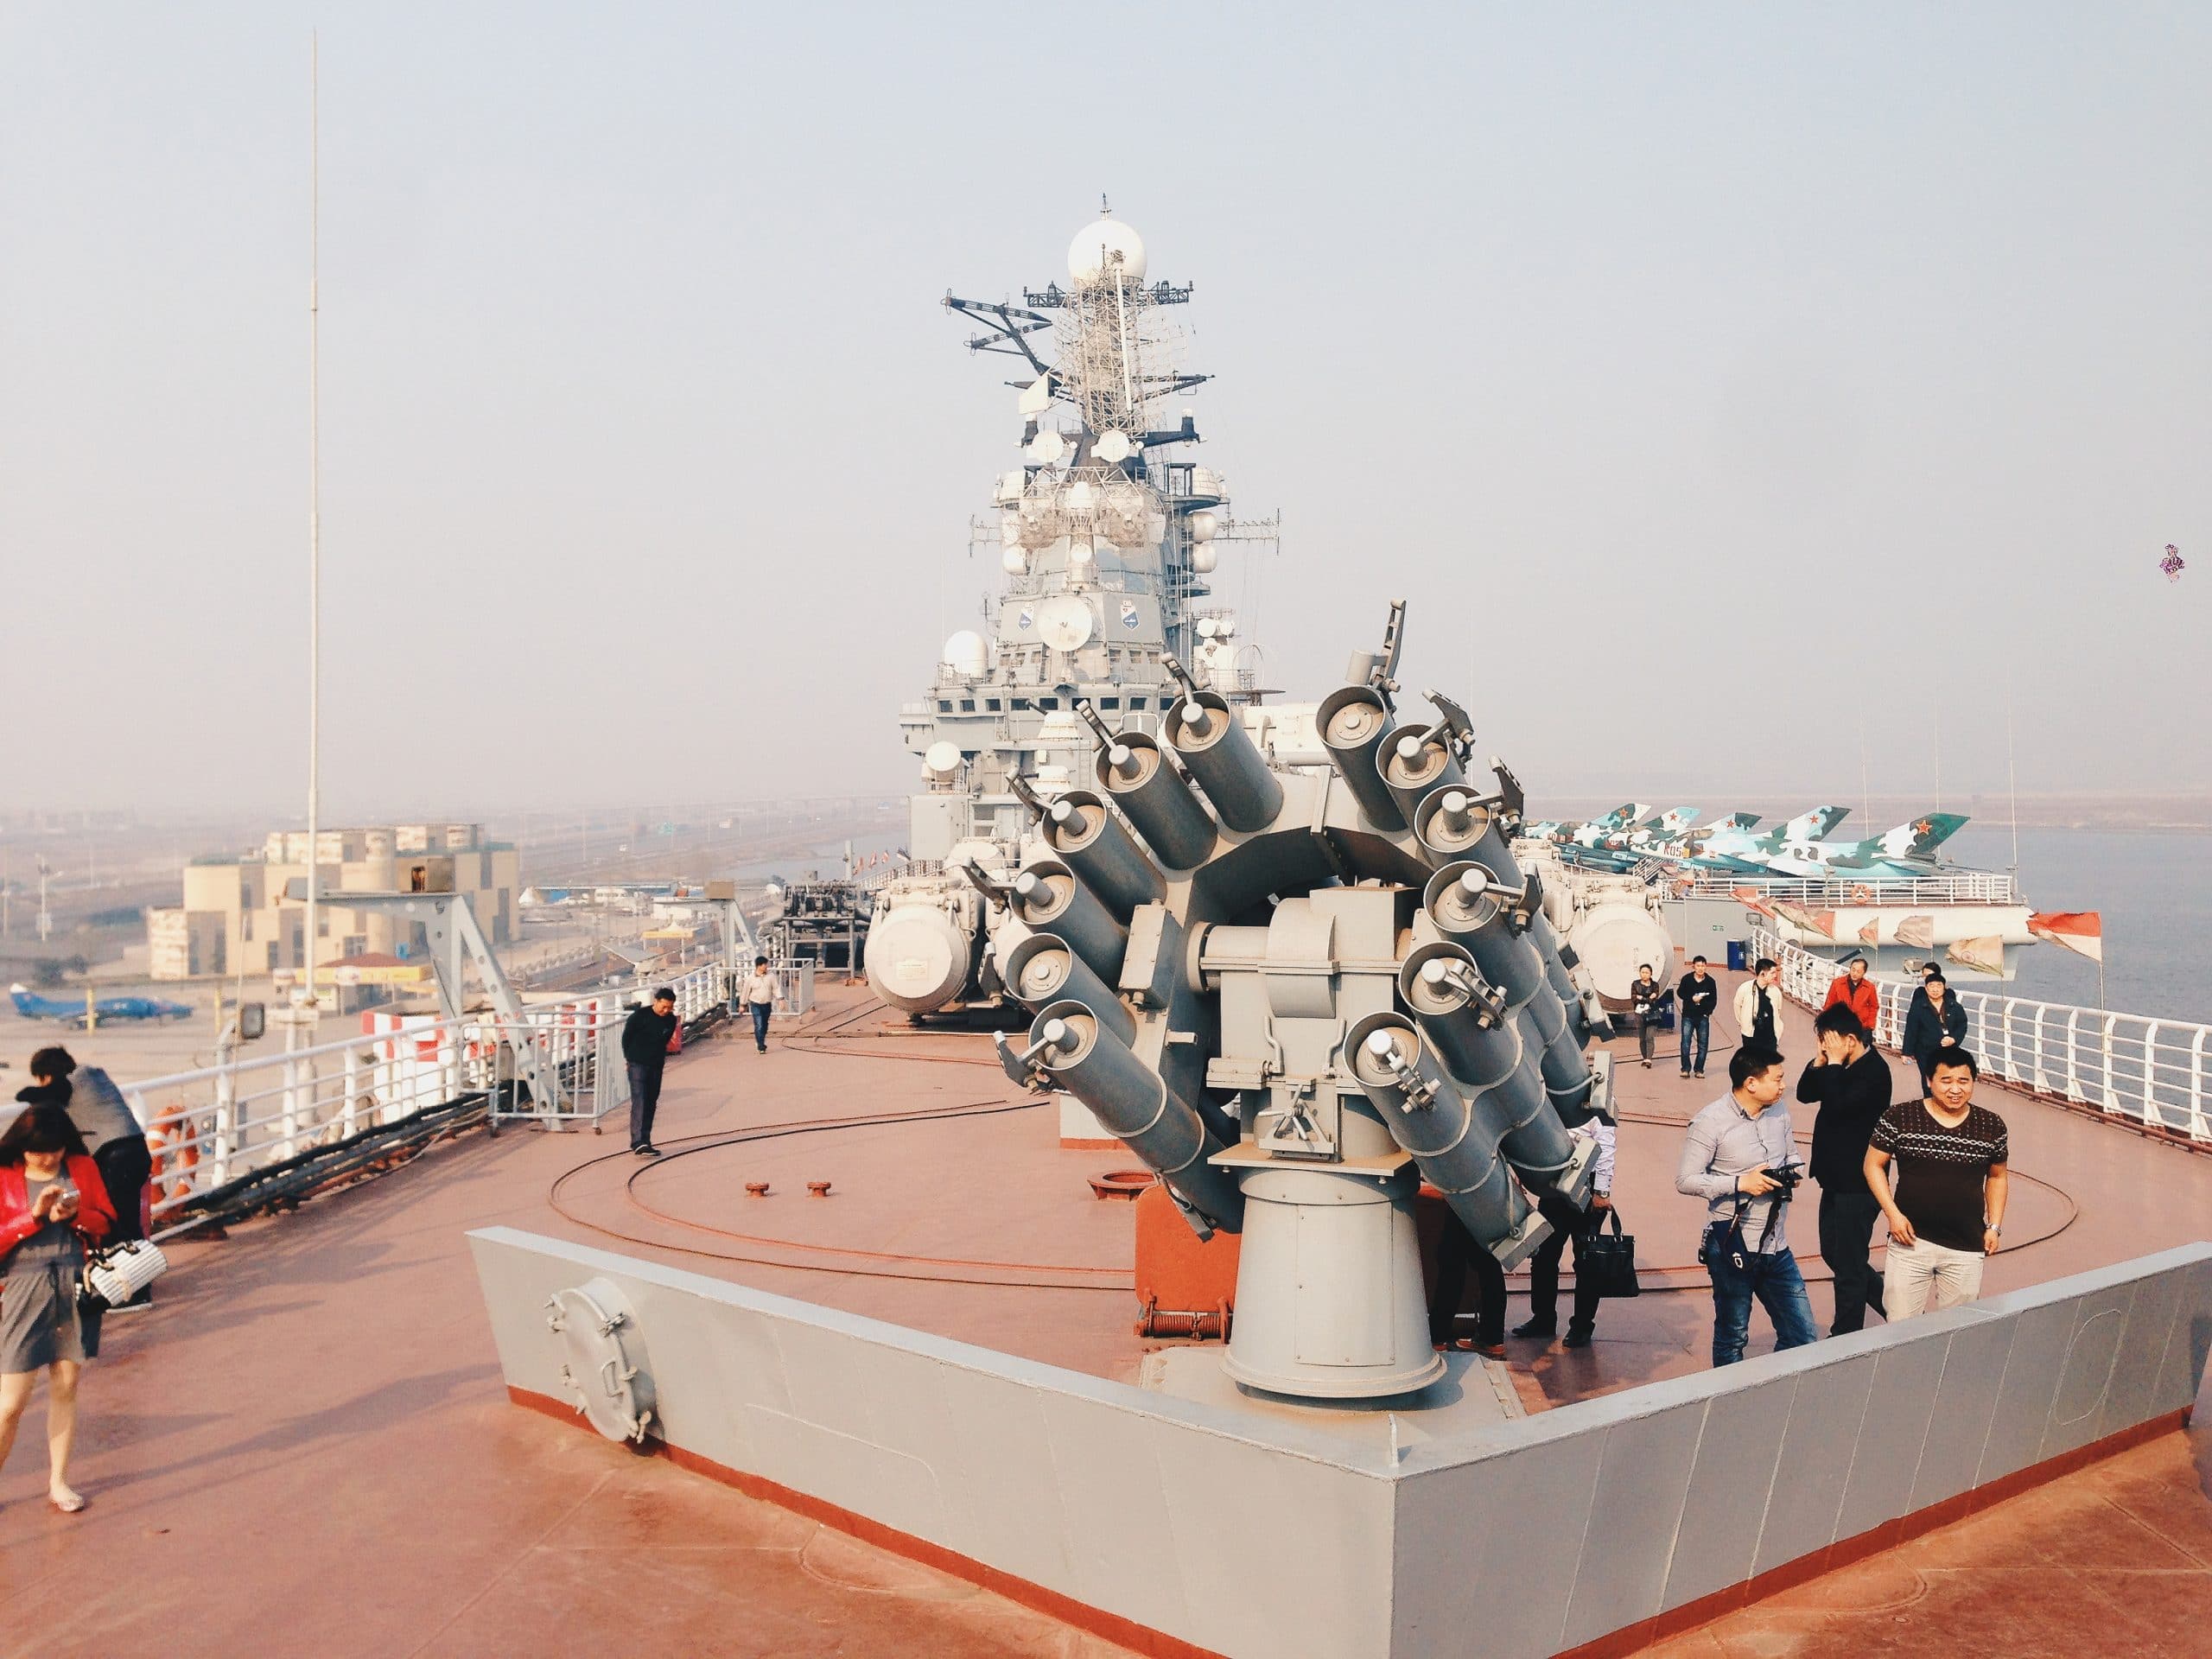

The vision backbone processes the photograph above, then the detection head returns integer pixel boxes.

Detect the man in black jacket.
[1903,973,1969,1089]
[622,988,680,1156]
[1796,1003,1892,1333]
[1675,956,1719,1078]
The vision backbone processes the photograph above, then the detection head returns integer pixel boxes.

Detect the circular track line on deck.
[547,1098,1135,1292]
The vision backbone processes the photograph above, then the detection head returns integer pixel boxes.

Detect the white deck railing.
[114,960,758,1224]
[1751,927,2209,1144]
[1676,871,2018,905]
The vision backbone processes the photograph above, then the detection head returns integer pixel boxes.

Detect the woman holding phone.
[0,1103,115,1512]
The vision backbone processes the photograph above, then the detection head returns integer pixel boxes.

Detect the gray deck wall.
[469,1229,2211,1659]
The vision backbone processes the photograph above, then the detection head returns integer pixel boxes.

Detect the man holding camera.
[1676,1046,1818,1365]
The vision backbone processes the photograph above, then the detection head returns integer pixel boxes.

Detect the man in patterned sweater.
[1864,1048,2009,1318]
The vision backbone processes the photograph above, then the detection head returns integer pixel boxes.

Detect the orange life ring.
[1850,884,1873,905]
[148,1100,200,1202]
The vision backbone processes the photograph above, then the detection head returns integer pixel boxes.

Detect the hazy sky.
[3,3,2206,818]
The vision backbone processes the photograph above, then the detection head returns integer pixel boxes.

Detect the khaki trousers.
[1884,1236,1985,1319]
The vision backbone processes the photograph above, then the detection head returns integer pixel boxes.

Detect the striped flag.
[2027,911,2104,964]
[1946,935,2006,976]
[1773,901,1838,939]
[1730,886,1776,918]
[1895,913,1936,949]
[1858,917,1880,945]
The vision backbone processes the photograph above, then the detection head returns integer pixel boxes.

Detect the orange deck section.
[3,972,2207,1657]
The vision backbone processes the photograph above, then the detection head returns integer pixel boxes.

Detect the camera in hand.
[1765,1160,1805,1198]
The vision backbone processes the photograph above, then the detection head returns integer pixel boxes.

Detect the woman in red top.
[0,1103,114,1512]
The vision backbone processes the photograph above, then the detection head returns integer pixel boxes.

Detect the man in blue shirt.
[1676,1045,1817,1365]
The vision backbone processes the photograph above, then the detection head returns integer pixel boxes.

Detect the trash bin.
[1726,940,1747,972]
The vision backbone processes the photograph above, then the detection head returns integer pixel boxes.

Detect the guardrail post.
[211,1065,236,1187]
[2190,1028,2207,1143]
[280,1051,302,1162]
[2101,1014,2120,1115]
[342,1046,363,1140]
[2143,1021,2164,1133]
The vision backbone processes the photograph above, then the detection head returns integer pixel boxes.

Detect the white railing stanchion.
[1750,925,2206,1144]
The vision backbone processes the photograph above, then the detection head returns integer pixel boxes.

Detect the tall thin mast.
[303,32,321,1002]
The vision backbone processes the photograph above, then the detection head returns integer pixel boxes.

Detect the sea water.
[1942,826,2210,1025]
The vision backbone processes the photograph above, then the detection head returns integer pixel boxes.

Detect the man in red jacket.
[1823,956,1880,1035]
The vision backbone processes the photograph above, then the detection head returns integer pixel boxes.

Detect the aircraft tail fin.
[1777,804,1851,845]
[1878,811,1971,861]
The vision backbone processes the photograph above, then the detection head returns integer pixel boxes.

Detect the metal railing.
[112,957,827,1224]
[119,1002,617,1223]
[1675,872,2018,905]
[1752,928,2209,1144]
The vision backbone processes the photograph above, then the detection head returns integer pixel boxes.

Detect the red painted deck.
[3,971,2207,1656]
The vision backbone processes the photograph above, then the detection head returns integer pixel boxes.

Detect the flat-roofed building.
[146,823,519,982]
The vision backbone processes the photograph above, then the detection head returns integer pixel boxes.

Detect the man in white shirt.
[1732,959,1786,1052]
[741,956,776,1052]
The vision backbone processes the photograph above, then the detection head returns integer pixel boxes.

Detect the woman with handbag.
[0,1103,115,1513]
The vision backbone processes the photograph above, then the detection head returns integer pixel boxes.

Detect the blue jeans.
[750,1001,772,1049]
[1679,1013,1711,1074]
[1705,1222,1818,1365]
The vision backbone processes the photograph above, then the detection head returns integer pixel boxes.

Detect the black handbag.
[1573,1207,1641,1298]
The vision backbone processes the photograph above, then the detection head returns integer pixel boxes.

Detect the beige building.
[146,823,519,982]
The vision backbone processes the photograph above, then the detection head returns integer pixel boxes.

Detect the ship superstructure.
[868,211,1279,1016]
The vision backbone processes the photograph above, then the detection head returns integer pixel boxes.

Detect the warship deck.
[6,969,2208,1657]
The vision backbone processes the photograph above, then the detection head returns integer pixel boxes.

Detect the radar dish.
[1067,217,1147,286]
[1027,429,1067,466]
[1095,429,1134,464]
[1037,595,1096,652]
[924,741,961,775]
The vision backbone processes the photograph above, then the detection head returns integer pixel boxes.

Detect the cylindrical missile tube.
[1397,943,1568,1176]
[1422,862,1545,1007]
[1397,943,1517,1092]
[1316,684,1406,830]
[1419,865,1580,1176]
[1002,931,1135,1045]
[1028,1001,1243,1229]
[1378,724,1467,830]
[1010,858,1128,983]
[1165,691,1283,833]
[1412,787,1516,877]
[1040,791,1163,918]
[1094,733,1217,870]
[1344,1012,1533,1249]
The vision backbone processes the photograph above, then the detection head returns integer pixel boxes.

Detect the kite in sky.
[2159,543,2184,582]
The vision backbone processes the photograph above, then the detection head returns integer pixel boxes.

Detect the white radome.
[1191,543,1218,574]
[1068,217,1147,286]
[1001,545,1027,575]
[1187,510,1217,543]
[924,740,962,776]
[941,631,988,677]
